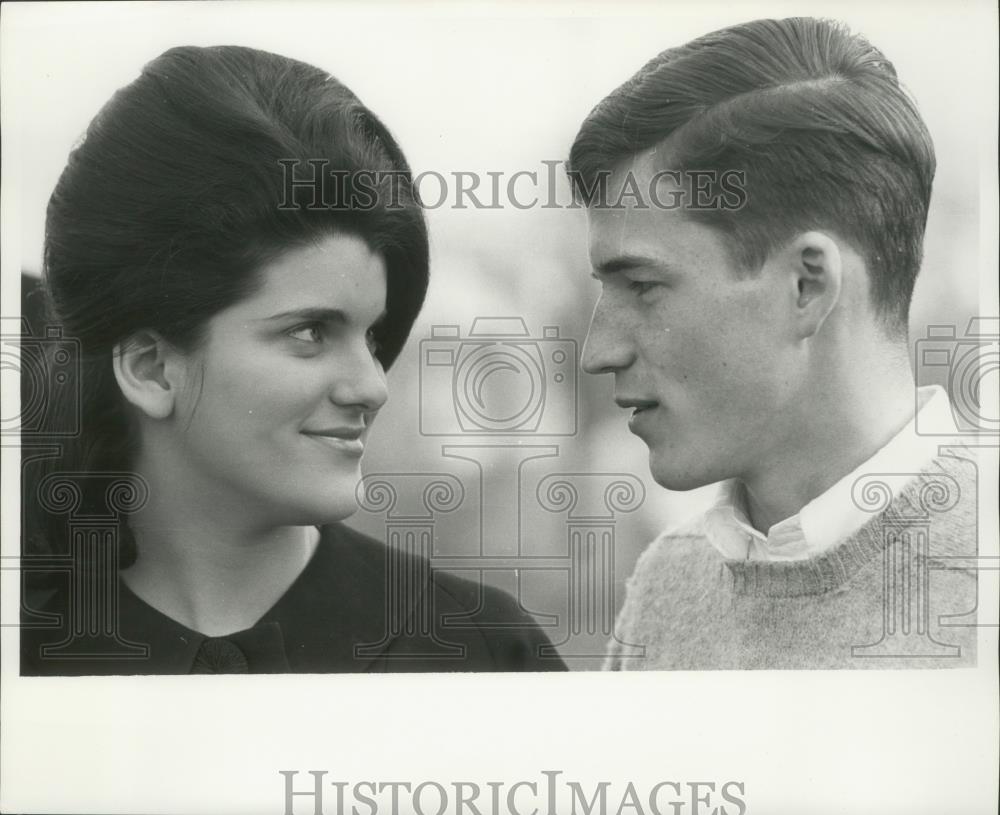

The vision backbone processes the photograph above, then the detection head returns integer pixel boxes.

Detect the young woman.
[20,45,564,674]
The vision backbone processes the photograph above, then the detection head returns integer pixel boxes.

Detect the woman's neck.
[121,469,321,636]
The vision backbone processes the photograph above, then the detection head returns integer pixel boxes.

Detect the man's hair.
[568,17,935,333]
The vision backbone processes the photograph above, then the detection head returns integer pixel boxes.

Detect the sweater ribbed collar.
[721,454,968,597]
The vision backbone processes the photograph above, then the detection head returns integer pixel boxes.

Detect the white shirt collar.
[702,385,957,562]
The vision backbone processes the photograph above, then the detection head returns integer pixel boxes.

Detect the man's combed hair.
[568,17,935,332]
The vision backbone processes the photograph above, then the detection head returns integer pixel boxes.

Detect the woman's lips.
[301,429,365,456]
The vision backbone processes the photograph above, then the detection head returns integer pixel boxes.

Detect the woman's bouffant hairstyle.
[32,45,429,562]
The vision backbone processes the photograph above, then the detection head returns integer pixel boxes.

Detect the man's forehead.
[586,205,733,278]
[587,213,690,278]
[587,213,661,267]
[586,147,684,226]
[605,146,686,199]
[608,148,667,192]
[584,144,738,269]
[586,151,681,265]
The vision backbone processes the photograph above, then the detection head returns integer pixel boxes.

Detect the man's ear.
[787,231,843,339]
[111,331,184,420]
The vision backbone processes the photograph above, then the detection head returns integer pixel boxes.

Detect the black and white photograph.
[2,1,997,812]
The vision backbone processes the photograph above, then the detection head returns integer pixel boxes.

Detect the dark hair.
[567,17,934,333]
[32,45,429,562]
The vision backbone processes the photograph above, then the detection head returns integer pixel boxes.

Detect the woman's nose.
[330,345,389,411]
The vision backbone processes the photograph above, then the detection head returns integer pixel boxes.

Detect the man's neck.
[740,352,917,534]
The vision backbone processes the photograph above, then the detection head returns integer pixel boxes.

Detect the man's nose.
[581,296,635,375]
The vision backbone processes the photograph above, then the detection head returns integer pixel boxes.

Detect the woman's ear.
[788,231,843,339]
[111,331,183,420]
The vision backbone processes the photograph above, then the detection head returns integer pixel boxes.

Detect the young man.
[570,17,979,669]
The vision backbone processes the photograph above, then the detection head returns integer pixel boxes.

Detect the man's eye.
[628,280,657,296]
[288,323,325,343]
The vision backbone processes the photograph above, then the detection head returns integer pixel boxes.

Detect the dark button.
[190,638,250,674]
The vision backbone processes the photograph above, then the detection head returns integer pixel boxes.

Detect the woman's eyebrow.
[262,306,389,327]
[261,307,347,323]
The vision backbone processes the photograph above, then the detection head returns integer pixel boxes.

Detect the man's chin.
[647,453,719,492]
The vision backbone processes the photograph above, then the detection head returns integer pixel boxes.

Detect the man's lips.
[615,398,660,434]
[615,397,659,413]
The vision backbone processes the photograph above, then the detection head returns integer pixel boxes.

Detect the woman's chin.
[307,493,361,526]
[266,480,362,527]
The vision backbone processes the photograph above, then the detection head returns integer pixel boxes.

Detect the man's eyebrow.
[591,254,669,278]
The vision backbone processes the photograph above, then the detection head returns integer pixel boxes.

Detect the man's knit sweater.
[606,450,980,670]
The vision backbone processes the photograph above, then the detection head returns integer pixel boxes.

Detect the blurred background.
[4,1,993,666]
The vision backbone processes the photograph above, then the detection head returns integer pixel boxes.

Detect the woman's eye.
[288,323,325,343]
[366,327,382,355]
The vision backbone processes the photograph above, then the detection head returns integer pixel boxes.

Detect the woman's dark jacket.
[20,523,567,674]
